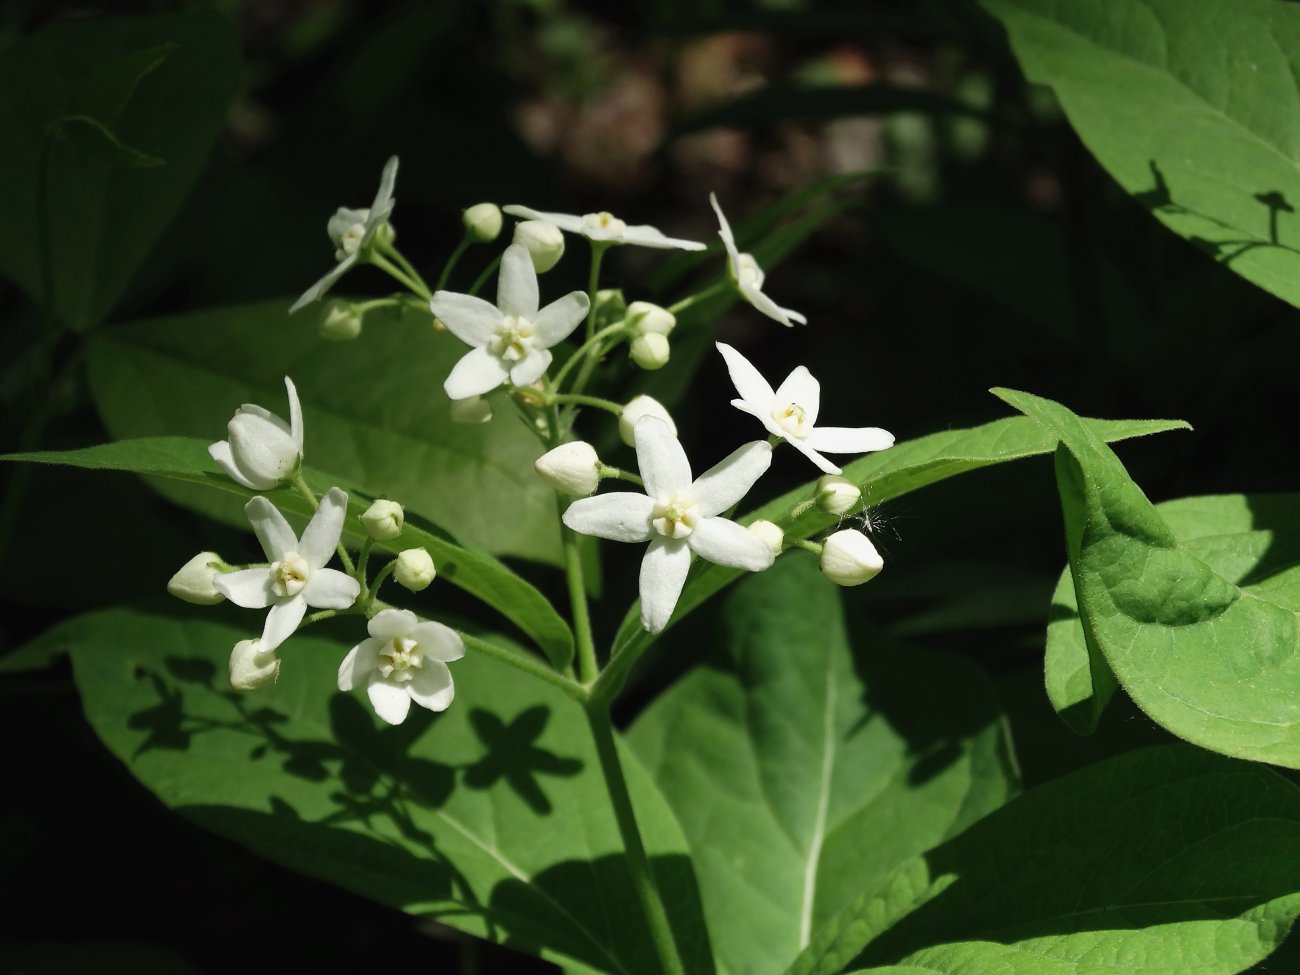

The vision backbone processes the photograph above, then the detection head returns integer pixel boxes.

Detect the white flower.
[816,474,861,516]
[716,342,894,475]
[214,488,361,651]
[535,441,601,496]
[431,244,590,400]
[709,192,806,327]
[208,376,304,491]
[503,205,706,251]
[338,608,465,725]
[463,202,503,243]
[167,551,226,605]
[619,394,676,447]
[360,499,404,541]
[290,156,399,313]
[394,548,436,591]
[820,529,884,586]
[513,220,566,272]
[563,416,774,633]
[229,638,280,691]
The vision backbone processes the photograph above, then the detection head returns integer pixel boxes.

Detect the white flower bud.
[229,639,280,691]
[816,475,862,516]
[167,551,226,605]
[629,333,671,370]
[463,203,503,243]
[319,300,363,341]
[449,396,493,424]
[626,301,676,336]
[535,442,601,496]
[210,377,304,491]
[373,221,396,248]
[395,548,436,591]
[619,395,676,447]
[748,519,784,555]
[819,529,884,587]
[361,499,404,541]
[513,219,565,273]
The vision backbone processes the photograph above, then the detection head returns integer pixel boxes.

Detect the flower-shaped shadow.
[463,706,583,814]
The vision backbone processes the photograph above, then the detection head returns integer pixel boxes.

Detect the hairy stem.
[372,254,432,301]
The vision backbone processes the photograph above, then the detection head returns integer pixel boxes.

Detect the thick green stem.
[585,706,687,975]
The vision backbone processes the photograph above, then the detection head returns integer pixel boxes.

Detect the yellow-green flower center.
[270,552,310,598]
[378,635,424,682]
[652,494,698,539]
[491,315,535,362]
[772,401,811,439]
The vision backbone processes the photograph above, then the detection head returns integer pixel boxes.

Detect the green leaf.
[795,746,1300,975]
[66,607,710,974]
[982,0,1300,310]
[1046,492,1300,737]
[999,388,1300,767]
[0,10,239,329]
[3,437,573,668]
[85,300,564,566]
[604,411,1189,684]
[626,557,1016,975]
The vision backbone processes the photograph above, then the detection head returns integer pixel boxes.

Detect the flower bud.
[209,377,304,492]
[395,548,436,591]
[319,300,363,341]
[626,301,676,336]
[513,219,565,273]
[512,382,546,408]
[229,639,280,691]
[167,551,226,605]
[619,395,676,447]
[449,396,492,424]
[629,333,670,370]
[748,520,785,555]
[361,499,404,541]
[592,288,627,330]
[819,530,884,587]
[373,221,396,248]
[535,442,601,496]
[816,475,861,516]
[463,202,503,243]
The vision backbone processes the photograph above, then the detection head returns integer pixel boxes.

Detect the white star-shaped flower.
[503,205,706,251]
[709,192,806,327]
[290,156,399,313]
[717,342,893,475]
[215,488,361,651]
[563,416,774,633]
[431,243,590,400]
[208,376,303,491]
[337,608,465,725]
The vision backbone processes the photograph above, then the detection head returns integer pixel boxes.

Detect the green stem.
[585,707,687,975]
[372,254,432,301]
[553,323,631,390]
[435,235,472,291]
[790,538,823,555]
[560,497,600,685]
[462,632,588,702]
[469,255,501,296]
[599,464,644,487]
[290,475,357,575]
[367,559,398,603]
[667,280,727,315]
[355,537,375,592]
[584,242,610,343]
[548,393,624,416]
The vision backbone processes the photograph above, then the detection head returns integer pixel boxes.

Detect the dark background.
[3,1,1297,972]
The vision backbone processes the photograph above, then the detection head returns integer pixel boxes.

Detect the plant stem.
[435,235,472,291]
[584,242,610,343]
[366,559,397,603]
[468,255,501,296]
[372,254,431,301]
[585,706,687,975]
[548,393,624,416]
[667,280,727,315]
[553,323,631,390]
[462,632,587,702]
[560,497,600,685]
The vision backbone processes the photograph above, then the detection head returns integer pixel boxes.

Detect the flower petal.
[430,292,502,347]
[412,621,466,663]
[509,347,552,388]
[284,377,304,453]
[367,675,412,725]
[639,537,691,634]
[774,366,821,425]
[299,487,348,568]
[563,492,654,542]
[709,192,740,264]
[338,637,382,691]
[408,660,455,712]
[689,517,775,571]
[245,496,297,561]
[502,205,585,234]
[214,568,274,609]
[304,568,360,609]
[261,595,307,651]
[783,306,808,326]
[691,441,773,517]
[289,254,357,313]
[803,426,895,455]
[208,440,259,490]
[620,224,706,251]
[369,608,418,640]
[532,292,591,347]
[740,280,801,328]
[635,416,692,500]
[716,343,775,412]
[497,243,539,318]
[730,399,784,439]
[367,156,399,230]
[786,435,841,475]
[444,346,510,400]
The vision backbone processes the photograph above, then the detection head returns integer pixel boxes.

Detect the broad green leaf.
[626,557,1016,975]
[795,746,1300,975]
[982,0,1300,310]
[85,300,563,566]
[0,10,239,329]
[1000,388,1300,767]
[3,437,573,667]
[1046,493,1300,735]
[67,607,710,975]
[603,411,1189,689]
